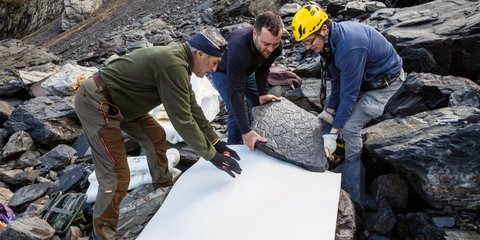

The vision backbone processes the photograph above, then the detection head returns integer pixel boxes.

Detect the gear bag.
[42,192,87,234]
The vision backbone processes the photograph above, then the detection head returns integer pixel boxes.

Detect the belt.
[93,73,114,103]
[383,72,400,85]
[361,71,401,91]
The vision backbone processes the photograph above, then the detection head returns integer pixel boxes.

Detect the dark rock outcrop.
[383,72,480,118]
[3,96,82,148]
[363,106,480,210]
[365,0,480,80]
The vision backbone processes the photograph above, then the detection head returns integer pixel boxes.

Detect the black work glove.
[210,152,242,178]
[213,140,241,161]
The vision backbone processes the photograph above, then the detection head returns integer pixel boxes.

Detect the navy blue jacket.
[326,21,402,129]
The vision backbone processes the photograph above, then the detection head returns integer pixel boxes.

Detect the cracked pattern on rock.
[252,99,328,172]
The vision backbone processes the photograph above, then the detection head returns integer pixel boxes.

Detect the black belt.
[361,72,400,91]
[93,73,114,103]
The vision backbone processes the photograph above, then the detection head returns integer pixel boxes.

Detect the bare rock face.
[62,0,103,30]
[364,0,480,80]
[0,0,63,39]
[363,106,480,210]
[252,99,328,172]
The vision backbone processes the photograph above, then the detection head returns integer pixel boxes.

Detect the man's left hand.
[213,140,240,160]
[318,110,334,124]
[210,153,242,178]
[259,94,282,104]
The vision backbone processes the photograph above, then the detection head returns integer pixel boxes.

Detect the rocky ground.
[1,0,479,239]
[23,0,251,62]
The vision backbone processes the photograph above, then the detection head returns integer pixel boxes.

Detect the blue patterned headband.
[188,32,226,57]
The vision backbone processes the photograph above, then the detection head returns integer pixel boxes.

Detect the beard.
[260,50,271,58]
[254,37,272,59]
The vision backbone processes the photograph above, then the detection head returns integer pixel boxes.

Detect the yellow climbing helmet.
[291,4,329,42]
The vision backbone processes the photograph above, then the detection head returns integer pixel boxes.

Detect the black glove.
[210,152,242,178]
[213,141,240,161]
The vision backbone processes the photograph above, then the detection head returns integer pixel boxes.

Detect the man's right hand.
[242,130,267,151]
[209,152,242,178]
[323,133,338,159]
[259,94,282,104]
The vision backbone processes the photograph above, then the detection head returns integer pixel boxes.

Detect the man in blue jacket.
[211,11,283,150]
[292,4,405,207]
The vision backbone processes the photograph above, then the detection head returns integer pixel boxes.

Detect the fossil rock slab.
[252,99,328,172]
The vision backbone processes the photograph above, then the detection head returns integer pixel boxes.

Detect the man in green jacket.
[74,29,242,240]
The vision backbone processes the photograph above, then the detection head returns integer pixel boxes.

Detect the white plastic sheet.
[41,63,98,96]
[138,145,341,240]
[149,74,220,144]
[86,148,181,203]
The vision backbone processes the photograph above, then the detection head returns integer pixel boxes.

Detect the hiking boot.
[92,222,116,240]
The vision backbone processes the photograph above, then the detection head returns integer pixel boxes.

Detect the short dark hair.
[253,11,284,36]
[322,19,332,29]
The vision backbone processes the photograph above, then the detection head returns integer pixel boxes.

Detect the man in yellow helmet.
[292,4,405,207]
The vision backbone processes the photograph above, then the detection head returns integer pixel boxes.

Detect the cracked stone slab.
[252,99,328,172]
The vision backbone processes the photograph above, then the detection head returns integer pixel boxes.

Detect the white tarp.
[41,63,98,96]
[85,148,181,203]
[149,74,220,144]
[138,145,341,240]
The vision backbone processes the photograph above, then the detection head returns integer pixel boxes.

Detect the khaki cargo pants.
[74,76,172,240]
